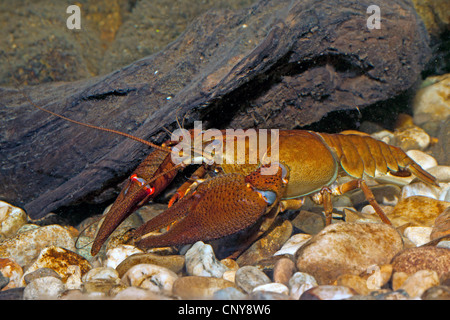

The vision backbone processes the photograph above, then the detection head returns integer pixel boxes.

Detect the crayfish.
[23,98,437,257]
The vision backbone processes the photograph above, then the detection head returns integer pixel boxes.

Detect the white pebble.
[252,282,289,295]
[404,227,432,246]
[439,184,450,202]
[23,276,65,300]
[185,241,229,278]
[0,201,28,238]
[427,166,450,183]
[82,267,119,283]
[104,245,143,269]
[122,263,178,294]
[274,234,311,256]
[401,182,440,200]
[406,150,438,170]
[288,272,318,300]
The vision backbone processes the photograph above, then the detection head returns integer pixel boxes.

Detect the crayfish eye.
[256,189,277,205]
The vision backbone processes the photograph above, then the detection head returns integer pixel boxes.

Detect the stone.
[23,268,61,285]
[399,270,440,298]
[288,272,318,300]
[392,271,409,291]
[295,222,403,284]
[360,264,393,291]
[252,283,289,295]
[403,226,432,246]
[113,286,170,300]
[65,265,83,290]
[349,184,401,208]
[391,126,431,151]
[82,279,120,295]
[401,182,440,200]
[121,264,178,295]
[104,245,143,269]
[291,210,325,235]
[0,225,75,266]
[406,150,438,170]
[172,276,236,299]
[273,257,296,285]
[421,285,450,300]
[116,252,185,277]
[236,220,292,266]
[248,291,293,300]
[389,196,450,227]
[22,246,92,285]
[431,207,450,240]
[391,246,450,279]
[0,201,27,238]
[82,267,120,284]
[274,233,311,256]
[428,166,450,183]
[0,273,8,291]
[373,290,410,300]
[23,276,65,300]
[213,287,247,300]
[185,241,229,278]
[222,270,236,283]
[336,274,371,295]
[0,258,23,290]
[440,184,450,202]
[234,266,271,293]
[300,285,357,300]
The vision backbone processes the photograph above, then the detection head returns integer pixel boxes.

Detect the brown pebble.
[115,253,185,277]
[273,257,295,285]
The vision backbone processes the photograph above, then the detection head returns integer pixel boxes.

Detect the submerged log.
[0,0,430,218]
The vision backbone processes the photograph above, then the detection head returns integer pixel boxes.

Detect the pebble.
[0,273,9,290]
[82,267,120,284]
[116,252,185,277]
[430,207,450,240]
[23,268,61,285]
[104,245,143,269]
[0,225,75,266]
[427,166,450,183]
[290,210,325,235]
[391,246,450,279]
[274,233,311,256]
[0,201,28,238]
[401,182,440,200]
[391,126,431,151]
[234,266,271,293]
[389,196,450,227]
[185,241,229,278]
[406,150,438,170]
[113,286,170,300]
[439,184,450,202]
[288,272,318,300]
[252,282,289,295]
[360,264,393,291]
[172,276,236,299]
[121,263,178,295]
[403,226,432,246]
[399,270,440,298]
[336,274,371,295]
[273,257,296,285]
[23,276,65,300]
[421,285,450,300]
[236,220,292,266]
[349,184,401,207]
[300,285,357,300]
[213,287,247,300]
[295,222,403,284]
[21,246,92,285]
[0,258,23,290]
[392,271,409,291]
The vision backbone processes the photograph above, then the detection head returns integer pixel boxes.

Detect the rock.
[431,207,450,240]
[391,246,450,279]
[403,226,432,246]
[399,270,440,298]
[121,264,178,295]
[391,126,431,151]
[389,196,450,227]
[248,291,293,300]
[349,185,401,208]
[336,274,371,295]
[116,252,185,277]
[428,166,450,183]
[234,266,271,293]
[0,201,27,238]
[430,118,450,166]
[300,285,357,300]
[213,287,247,300]
[406,150,438,170]
[65,265,83,290]
[82,267,120,284]
[113,286,171,300]
[373,290,410,300]
[23,276,65,300]
[392,271,409,291]
[295,222,403,284]
[274,233,311,256]
[273,257,296,285]
[0,288,24,300]
[22,246,91,285]
[437,240,450,249]
[439,184,450,202]
[252,283,289,295]
[0,258,23,290]
[23,268,61,285]
[0,273,9,291]
[82,280,120,296]
[222,270,236,283]
[104,245,143,269]
[421,285,450,300]
[185,241,229,278]
[401,182,440,200]
[291,210,325,235]
[172,276,236,299]
[288,272,318,300]
[236,220,292,266]
[412,74,450,134]
[0,225,75,266]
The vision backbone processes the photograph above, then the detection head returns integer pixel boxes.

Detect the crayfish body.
[91,129,437,255]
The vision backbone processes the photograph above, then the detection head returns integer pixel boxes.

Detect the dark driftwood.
[0,0,430,218]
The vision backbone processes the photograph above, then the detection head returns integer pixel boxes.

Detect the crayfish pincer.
[90,129,437,255]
